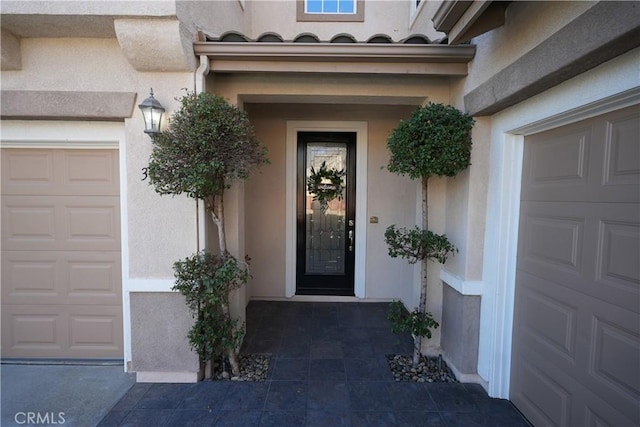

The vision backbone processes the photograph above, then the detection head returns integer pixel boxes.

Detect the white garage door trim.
[1,120,128,361]
[479,86,640,399]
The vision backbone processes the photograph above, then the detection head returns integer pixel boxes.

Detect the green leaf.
[386,102,474,180]
[384,225,458,264]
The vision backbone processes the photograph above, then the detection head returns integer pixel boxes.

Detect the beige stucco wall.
[243,103,423,302]
[442,117,490,280]
[130,292,199,382]
[451,1,597,106]
[0,37,198,277]
[248,0,425,41]
[409,0,446,41]
[125,78,198,279]
[212,73,448,105]
[177,0,249,37]
[213,71,452,306]
[0,38,136,91]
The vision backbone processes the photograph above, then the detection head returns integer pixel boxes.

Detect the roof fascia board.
[209,59,469,75]
[432,1,474,33]
[193,42,476,64]
[448,1,503,45]
[464,1,640,116]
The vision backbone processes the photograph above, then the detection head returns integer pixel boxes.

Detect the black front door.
[296,132,356,296]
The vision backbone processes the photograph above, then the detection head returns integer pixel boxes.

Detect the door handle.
[348,229,354,252]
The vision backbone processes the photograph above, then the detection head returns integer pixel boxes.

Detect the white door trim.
[481,87,640,398]
[285,121,368,298]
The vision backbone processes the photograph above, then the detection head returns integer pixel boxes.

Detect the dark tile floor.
[98,301,532,426]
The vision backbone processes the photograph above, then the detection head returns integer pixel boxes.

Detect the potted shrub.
[385,102,474,366]
[146,91,268,377]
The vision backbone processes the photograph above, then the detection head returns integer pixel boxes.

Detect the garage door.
[511,105,640,426]
[1,148,123,359]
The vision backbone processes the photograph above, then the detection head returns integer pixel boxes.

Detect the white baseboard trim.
[440,353,488,390]
[136,371,198,383]
[439,269,484,296]
[126,279,176,293]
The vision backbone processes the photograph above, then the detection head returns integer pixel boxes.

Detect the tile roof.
[202,31,447,45]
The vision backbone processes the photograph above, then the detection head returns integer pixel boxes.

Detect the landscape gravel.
[213,354,270,381]
[210,352,457,383]
[387,354,458,383]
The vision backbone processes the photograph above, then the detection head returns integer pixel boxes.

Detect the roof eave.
[193,42,476,64]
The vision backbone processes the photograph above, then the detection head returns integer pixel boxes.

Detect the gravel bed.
[209,352,456,383]
[212,354,270,381]
[387,354,458,383]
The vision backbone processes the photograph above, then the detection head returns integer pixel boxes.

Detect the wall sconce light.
[138,89,165,135]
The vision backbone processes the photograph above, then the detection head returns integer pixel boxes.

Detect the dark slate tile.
[481,400,532,426]
[265,381,307,411]
[307,381,350,410]
[348,381,393,411]
[246,300,276,315]
[258,325,286,341]
[214,410,261,427]
[312,324,342,340]
[282,320,315,338]
[312,303,338,318]
[221,382,269,410]
[426,383,478,413]
[339,327,371,344]
[245,338,281,354]
[310,339,344,359]
[357,304,392,327]
[271,358,309,380]
[345,358,393,381]
[463,382,489,400]
[165,409,216,427]
[306,409,351,427]
[259,411,305,427]
[342,341,376,359]
[462,382,530,425]
[440,411,487,426]
[96,410,129,427]
[179,382,230,410]
[136,383,190,409]
[368,329,410,354]
[351,411,397,427]
[109,383,153,412]
[336,302,361,315]
[471,394,512,413]
[387,382,437,411]
[119,408,173,426]
[394,411,446,427]
[309,359,346,381]
[279,336,311,358]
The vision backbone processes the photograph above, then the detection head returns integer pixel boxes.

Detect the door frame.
[286,121,368,298]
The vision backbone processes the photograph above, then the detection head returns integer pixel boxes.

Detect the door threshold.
[288,295,362,302]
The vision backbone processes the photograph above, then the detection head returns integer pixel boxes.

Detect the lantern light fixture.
[138,89,165,135]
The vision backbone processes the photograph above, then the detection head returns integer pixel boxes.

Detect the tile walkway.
[98,301,532,426]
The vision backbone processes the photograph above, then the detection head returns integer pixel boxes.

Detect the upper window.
[297,0,364,22]
[306,0,355,14]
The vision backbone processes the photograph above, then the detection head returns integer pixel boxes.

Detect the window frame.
[296,0,365,22]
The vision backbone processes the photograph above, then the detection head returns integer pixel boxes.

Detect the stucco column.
[224,181,247,325]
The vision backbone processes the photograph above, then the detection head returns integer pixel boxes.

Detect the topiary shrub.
[173,252,248,375]
[385,102,474,366]
[146,91,268,377]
